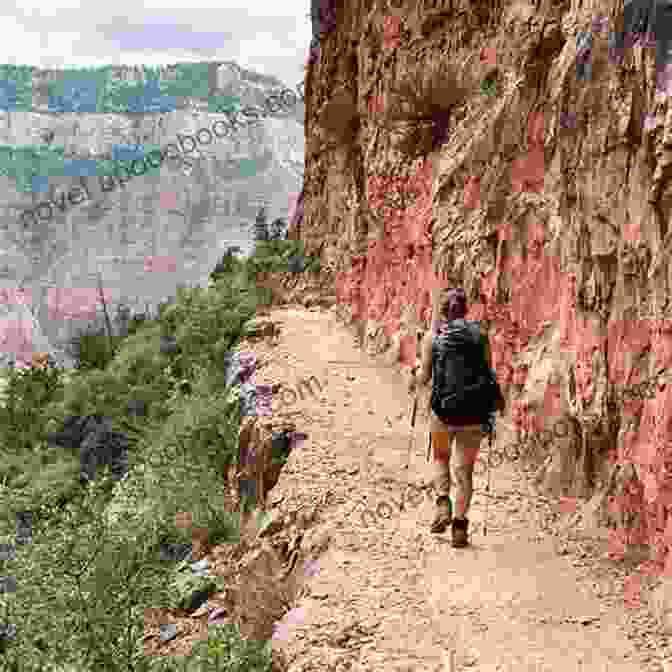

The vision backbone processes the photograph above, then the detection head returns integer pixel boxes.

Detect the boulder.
[127,399,147,417]
[159,543,192,563]
[159,335,179,355]
[287,254,306,273]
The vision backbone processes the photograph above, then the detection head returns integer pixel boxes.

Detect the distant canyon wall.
[0,62,305,364]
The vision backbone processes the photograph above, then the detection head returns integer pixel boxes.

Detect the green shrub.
[159,282,259,383]
[45,367,134,424]
[245,239,321,277]
[0,360,66,453]
[1,479,172,671]
[167,561,227,610]
[66,322,125,372]
[126,314,153,338]
[189,623,273,672]
[137,624,274,672]
[0,260,284,669]
[104,387,240,548]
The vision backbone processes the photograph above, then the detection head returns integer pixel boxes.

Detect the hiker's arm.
[483,331,493,370]
[408,332,432,392]
[482,328,505,411]
[416,331,433,387]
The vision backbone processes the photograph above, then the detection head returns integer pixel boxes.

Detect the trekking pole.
[425,395,432,462]
[400,373,419,513]
[483,413,495,537]
[405,388,418,472]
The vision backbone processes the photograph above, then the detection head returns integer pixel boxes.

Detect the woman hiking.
[408,287,504,547]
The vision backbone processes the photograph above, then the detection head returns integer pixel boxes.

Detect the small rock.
[187,588,211,612]
[0,544,16,562]
[159,543,192,563]
[15,512,32,538]
[0,623,16,641]
[208,607,227,624]
[0,576,17,593]
[127,399,147,417]
[190,559,209,573]
[159,623,177,642]
[159,335,179,355]
[192,602,210,618]
[288,254,306,273]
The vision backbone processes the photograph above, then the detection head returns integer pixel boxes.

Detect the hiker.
[408,288,504,547]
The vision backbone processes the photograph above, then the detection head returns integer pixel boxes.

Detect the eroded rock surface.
[293,0,672,595]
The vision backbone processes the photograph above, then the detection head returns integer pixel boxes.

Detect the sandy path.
[251,306,658,672]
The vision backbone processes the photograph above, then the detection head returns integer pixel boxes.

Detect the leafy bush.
[167,560,227,610]
[245,240,321,277]
[138,624,274,672]
[210,246,244,282]
[103,386,240,548]
[188,623,273,672]
[65,322,124,371]
[159,282,259,384]
[45,367,137,425]
[0,360,66,453]
[1,479,171,671]
[124,311,154,338]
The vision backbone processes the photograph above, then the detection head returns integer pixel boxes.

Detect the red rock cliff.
[290,0,672,593]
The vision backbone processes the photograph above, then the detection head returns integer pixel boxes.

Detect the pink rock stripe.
[47,287,113,321]
[463,176,481,209]
[480,46,496,66]
[382,15,401,50]
[144,256,177,273]
[159,190,179,210]
[272,606,307,641]
[0,318,33,364]
[0,288,32,305]
[287,192,301,220]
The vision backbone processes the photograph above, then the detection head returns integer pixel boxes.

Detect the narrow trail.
[252,306,659,672]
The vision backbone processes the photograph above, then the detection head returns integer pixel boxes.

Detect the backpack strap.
[464,320,488,367]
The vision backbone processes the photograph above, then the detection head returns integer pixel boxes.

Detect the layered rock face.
[0,61,305,363]
[295,2,672,575]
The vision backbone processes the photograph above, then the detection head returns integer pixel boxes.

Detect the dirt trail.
[252,306,666,672]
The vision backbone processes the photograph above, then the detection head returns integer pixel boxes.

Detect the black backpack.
[431,319,499,422]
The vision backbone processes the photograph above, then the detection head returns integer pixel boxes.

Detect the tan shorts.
[429,412,483,467]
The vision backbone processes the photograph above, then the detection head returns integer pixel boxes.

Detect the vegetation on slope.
[0,240,318,671]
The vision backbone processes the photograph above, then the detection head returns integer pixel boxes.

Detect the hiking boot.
[430,496,452,534]
[451,517,469,548]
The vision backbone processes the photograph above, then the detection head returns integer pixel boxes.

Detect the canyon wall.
[295,0,672,583]
[0,62,305,364]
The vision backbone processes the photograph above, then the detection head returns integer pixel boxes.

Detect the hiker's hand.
[408,368,417,393]
[408,359,421,392]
